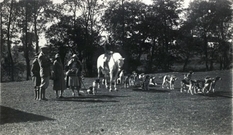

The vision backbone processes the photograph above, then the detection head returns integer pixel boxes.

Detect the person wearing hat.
[52,53,65,98]
[31,53,41,100]
[66,54,82,96]
[38,45,52,100]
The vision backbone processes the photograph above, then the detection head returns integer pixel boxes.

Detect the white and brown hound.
[87,79,99,95]
[202,76,222,93]
[162,75,177,90]
[180,79,193,94]
[149,76,157,86]
[183,71,194,80]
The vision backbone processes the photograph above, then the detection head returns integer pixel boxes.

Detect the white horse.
[97,52,125,91]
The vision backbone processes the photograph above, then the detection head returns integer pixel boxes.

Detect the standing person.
[31,53,41,100]
[38,46,51,100]
[66,54,82,96]
[52,54,66,98]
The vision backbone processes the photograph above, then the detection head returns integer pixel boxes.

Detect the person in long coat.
[66,54,82,96]
[52,54,66,98]
[38,46,51,100]
[31,54,41,100]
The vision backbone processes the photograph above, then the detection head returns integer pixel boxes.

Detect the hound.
[123,73,137,88]
[149,76,157,86]
[117,70,125,84]
[137,73,146,86]
[162,75,177,90]
[128,72,138,86]
[123,75,130,88]
[142,75,150,90]
[183,71,194,80]
[180,79,193,94]
[202,76,222,93]
[87,79,99,95]
[190,79,205,94]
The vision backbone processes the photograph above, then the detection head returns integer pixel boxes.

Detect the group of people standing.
[31,46,82,101]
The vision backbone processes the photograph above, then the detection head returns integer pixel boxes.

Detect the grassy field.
[0,70,232,135]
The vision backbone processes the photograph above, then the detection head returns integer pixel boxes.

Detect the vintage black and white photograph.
[0,0,232,134]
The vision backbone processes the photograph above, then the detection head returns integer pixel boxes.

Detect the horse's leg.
[104,76,109,89]
[109,72,113,92]
[97,68,100,88]
[115,71,120,91]
[113,75,118,91]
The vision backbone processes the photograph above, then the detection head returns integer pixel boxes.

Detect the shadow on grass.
[52,94,128,102]
[198,91,233,98]
[0,105,55,125]
[64,94,129,99]
[55,98,119,103]
[132,88,171,93]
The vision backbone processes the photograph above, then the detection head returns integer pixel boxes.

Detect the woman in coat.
[66,54,82,96]
[52,54,66,98]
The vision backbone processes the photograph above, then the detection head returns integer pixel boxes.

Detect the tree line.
[1,0,232,82]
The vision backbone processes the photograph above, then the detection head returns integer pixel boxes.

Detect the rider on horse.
[103,36,114,70]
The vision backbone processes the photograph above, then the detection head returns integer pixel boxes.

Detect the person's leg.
[33,77,39,100]
[36,86,40,100]
[38,87,42,101]
[36,87,39,100]
[76,87,81,96]
[60,90,64,98]
[60,78,65,98]
[41,87,45,99]
[40,77,49,100]
[78,77,82,96]
[72,87,75,96]
[55,90,59,98]
[34,86,37,100]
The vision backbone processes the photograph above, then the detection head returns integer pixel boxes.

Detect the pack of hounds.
[86,71,221,95]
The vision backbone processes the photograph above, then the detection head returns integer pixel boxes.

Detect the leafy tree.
[45,0,105,76]
[209,0,232,69]
[186,0,232,70]
[30,0,55,53]
[149,0,182,71]
[14,0,59,80]
[46,15,79,65]
[2,0,16,81]
[102,1,151,72]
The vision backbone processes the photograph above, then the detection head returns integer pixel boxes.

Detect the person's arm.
[31,59,36,76]
[52,61,58,80]
[39,55,51,68]
[67,59,73,68]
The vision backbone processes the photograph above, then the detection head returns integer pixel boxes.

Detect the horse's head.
[117,58,125,71]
